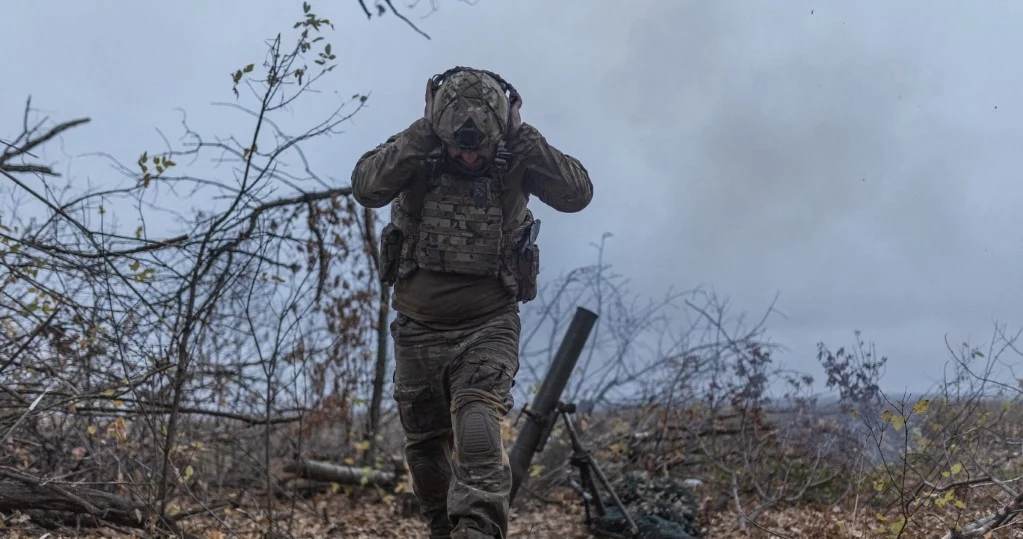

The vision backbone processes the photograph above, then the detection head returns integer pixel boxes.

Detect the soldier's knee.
[452,393,503,462]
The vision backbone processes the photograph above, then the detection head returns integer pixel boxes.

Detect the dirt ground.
[3,492,1022,538]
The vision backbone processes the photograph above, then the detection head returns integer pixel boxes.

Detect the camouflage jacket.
[351,117,593,221]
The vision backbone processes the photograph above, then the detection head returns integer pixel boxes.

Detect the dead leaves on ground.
[4,494,1022,538]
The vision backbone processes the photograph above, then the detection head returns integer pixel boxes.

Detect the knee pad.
[454,398,501,461]
[407,449,451,499]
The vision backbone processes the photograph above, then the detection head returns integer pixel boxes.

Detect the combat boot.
[450,522,495,539]
[429,514,453,539]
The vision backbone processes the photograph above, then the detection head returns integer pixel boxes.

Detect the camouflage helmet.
[430,68,510,150]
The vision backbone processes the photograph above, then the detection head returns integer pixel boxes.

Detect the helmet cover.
[431,69,510,150]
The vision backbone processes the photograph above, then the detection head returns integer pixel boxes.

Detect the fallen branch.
[282,459,400,488]
[0,470,199,538]
[939,489,1023,539]
[71,404,304,425]
[0,474,140,527]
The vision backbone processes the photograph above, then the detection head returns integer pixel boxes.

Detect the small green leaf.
[243,64,254,73]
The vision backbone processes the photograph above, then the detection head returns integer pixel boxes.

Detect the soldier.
[350,66,593,539]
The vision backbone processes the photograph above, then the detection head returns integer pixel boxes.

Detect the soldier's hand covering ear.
[424,78,439,125]
[507,93,522,137]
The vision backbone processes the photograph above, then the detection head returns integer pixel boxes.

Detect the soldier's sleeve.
[508,122,593,213]
[351,117,440,208]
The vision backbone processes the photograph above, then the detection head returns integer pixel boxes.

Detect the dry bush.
[0,4,400,536]
[510,245,1023,538]
[842,327,1023,538]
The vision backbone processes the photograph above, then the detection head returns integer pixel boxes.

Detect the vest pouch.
[379,222,403,285]
[516,243,539,303]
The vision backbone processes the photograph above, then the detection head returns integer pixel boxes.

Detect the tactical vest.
[378,146,540,303]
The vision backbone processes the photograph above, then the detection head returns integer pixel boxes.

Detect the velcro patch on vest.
[472,179,488,205]
[415,173,506,276]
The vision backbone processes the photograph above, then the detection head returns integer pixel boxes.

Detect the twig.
[383,0,431,39]
[357,0,372,18]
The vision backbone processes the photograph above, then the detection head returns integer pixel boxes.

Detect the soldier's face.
[447,144,495,172]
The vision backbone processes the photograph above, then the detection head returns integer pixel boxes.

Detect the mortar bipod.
[556,401,640,537]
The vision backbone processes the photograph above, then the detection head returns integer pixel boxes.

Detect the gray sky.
[5,0,1023,394]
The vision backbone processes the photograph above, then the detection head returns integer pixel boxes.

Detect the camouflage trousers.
[390,308,520,539]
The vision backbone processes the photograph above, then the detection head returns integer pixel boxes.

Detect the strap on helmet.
[429,66,521,108]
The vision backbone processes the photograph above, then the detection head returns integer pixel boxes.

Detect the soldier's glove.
[424,78,440,126]
[507,92,523,138]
